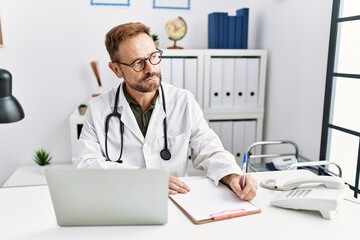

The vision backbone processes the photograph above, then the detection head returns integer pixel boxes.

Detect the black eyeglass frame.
[113,48,163,72]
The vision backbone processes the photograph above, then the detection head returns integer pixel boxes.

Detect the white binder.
[209,121,221,137]
[234,58,247,108]
[221,58,235,108]
[220,121,233,153]
[171,58,184,88]
[232,120,245,165]
[184,58,198,98]
[160,58,172,84]
[209,58,223,108]
[246,58,260,107]
[244,120,256,152]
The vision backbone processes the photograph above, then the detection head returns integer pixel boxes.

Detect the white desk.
[2,164,73,187]
[0,170,359,240]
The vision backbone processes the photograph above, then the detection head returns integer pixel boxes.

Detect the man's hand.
[168,175,191,195]
[220,174,257,201]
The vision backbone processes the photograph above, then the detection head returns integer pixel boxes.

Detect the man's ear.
[108,62,123,78]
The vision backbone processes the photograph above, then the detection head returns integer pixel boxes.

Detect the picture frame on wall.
[90,0,130,7]
[153,0,190,10]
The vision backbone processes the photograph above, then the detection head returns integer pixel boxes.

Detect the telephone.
[261,175,348,219]
[272,155,298,170]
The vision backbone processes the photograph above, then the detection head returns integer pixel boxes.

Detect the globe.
[165,17,187,49]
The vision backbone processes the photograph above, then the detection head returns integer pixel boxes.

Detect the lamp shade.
[0,69,25,123]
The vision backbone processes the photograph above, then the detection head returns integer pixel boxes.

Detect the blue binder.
[208,13,219,48]
[228,16,236,49]
[219,12,229,48]
[236,8,249,49]
[208,12,229,49]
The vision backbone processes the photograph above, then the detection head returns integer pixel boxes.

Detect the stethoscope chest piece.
[160,149,171,161]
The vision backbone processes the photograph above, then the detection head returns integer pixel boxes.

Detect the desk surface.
[2,164,73,187]
[1,170,359,240]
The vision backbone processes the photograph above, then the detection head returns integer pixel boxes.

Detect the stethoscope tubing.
[104,83,171,163]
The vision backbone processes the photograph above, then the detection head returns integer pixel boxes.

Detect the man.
[73,22,257,201]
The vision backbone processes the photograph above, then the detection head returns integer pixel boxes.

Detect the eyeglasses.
[114,49,163,72]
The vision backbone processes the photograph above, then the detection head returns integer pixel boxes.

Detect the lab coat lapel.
[111,84,144,142]
[145,98,166,142]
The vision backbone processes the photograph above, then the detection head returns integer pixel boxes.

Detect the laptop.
[45,168,168,226]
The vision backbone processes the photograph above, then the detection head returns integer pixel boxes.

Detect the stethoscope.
[104,84,171,163]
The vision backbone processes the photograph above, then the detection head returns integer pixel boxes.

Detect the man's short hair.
[105,22,151,62]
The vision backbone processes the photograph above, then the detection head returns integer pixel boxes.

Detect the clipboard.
[169,178,261,224]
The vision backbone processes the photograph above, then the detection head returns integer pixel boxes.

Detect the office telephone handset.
[261,175,348,219]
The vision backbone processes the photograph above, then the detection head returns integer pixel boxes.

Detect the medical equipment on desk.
[105,84,171,163]
[245,140,299,172]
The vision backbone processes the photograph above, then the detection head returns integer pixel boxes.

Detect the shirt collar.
[123,85,159,111]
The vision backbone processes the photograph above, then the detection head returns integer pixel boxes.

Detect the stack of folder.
[208,8,249,49]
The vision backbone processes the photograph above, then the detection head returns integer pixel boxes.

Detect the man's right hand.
[168,175,191,195]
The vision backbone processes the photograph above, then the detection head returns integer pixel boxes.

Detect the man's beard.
[123,72,162,93]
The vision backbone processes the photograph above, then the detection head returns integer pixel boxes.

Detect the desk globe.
[165,17,187,49]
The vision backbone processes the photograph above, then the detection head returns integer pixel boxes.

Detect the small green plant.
[151,34,159,42]
[78,104,88,115]
[33,148,52,166]
[78,104,87,108]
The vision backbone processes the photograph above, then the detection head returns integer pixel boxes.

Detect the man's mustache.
[141,72,161,82]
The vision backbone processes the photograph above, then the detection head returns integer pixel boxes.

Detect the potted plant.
[78,104,88,115]
[33,148,52,174]
[152,34,159,48]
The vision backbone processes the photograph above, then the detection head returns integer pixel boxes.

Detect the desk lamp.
[0,69,25,123]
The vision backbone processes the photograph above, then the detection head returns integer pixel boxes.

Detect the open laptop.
[45,168,168,226]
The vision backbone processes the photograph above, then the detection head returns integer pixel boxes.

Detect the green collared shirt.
[123,88,158,137]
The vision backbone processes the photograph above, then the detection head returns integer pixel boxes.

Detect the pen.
[241,152,247,189]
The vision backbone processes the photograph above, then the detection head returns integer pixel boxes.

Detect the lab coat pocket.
[159,133,189,175]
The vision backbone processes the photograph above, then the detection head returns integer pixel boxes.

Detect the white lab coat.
[73,83,242,184]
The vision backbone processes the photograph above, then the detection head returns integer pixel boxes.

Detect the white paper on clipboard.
[169,178,260,223]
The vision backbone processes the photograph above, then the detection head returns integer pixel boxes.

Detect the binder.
[236,8,249,49]
[234,13,243,49]
[232,120,245,165]
[209,121,221,137]
[184,57,198,98]
[246,58,260,107]
[219,12,229,49]
[220,121,233,153]
[209,57,223,108]
[244,120,256,152]
[227,16,236,49]
[234,58,247,108]
[171,58,184,88]
[222,58,235,107]
[208,12,219,48]
[169,178,261,224]
[160,58,172,84]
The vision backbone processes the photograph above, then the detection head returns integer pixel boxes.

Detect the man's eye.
[132,60,142,67]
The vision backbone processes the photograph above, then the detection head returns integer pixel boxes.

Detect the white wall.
[0,0,333,185]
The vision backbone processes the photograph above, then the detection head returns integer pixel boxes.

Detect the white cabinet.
[161,49,204,107]
[70,49,267,166]
[201,49,267,165]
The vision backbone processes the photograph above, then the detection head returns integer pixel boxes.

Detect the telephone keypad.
[285,189,312,199]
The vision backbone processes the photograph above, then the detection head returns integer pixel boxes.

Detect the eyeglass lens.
[131,51,162,72]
